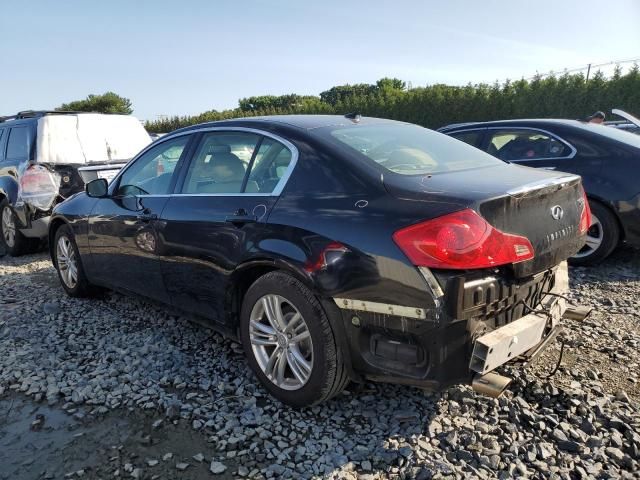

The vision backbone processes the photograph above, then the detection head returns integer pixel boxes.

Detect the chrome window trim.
[77,163,128,172]
[110,126,299,198]
[449,126,577,161]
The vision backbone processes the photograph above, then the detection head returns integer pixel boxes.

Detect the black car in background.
[48,115,589,406]
[439,119,640,265]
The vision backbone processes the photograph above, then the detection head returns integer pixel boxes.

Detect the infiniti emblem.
[551,205,564,220]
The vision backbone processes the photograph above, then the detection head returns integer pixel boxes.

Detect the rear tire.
[569,201,620,266]
[0,199,38,257]
[53,224,94,297]
[239,271,348,407]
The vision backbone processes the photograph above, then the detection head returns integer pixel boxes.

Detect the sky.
[1,0,639,121]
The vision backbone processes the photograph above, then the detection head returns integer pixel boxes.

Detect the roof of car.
[0,110,109,124]
[171,114,403,135]
[438,118,588,131]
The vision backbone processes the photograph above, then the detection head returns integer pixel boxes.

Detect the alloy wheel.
[249,294,314,391]
[56,235,78,289]
[2,206,16,248]
[573,213,603,259]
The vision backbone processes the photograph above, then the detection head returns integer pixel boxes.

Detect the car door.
[158,129,297,324]
[86,134,194,302]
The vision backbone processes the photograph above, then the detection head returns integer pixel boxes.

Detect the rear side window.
[487,130,573,161]
[450,130,485,148]
[6,127,31,160]
[325,123,503,175]
[246,138,293,193]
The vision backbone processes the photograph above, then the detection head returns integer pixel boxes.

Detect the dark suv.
[0,111,150,255]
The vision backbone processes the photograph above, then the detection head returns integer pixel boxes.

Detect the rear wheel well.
[227,265,279,332]
[48,218,68,259]
[586,196,624,242]
[226,264,317,333]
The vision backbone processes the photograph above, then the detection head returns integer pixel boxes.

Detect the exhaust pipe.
[472,372,512,398]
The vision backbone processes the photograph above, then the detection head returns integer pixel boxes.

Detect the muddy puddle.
[0,394,234,479]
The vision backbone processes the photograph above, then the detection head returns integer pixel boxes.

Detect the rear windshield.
[573,121,640,149]
[325,123,503,175]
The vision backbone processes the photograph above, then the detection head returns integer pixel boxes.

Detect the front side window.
[6,127,31,160]
[116,135,189,196]
[450,130,485,148]
[182,132,261,194]
[323,123,503,175]
[487,130,572,161]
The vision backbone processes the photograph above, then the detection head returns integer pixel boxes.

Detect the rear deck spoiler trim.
[507,174,581,196]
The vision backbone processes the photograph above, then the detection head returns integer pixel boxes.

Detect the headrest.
[209,145,231,154]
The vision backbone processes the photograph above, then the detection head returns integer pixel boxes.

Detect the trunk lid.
[384,164,585,277]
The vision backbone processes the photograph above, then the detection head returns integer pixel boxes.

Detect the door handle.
[136,212,158,222]
[225,214,257,225]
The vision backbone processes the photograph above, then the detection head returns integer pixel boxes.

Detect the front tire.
[0,199,38,257]
[239,271,349,407]
[570,201,620,266]
[53,224,94,297]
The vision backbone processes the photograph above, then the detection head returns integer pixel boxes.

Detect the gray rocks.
[210,461,227,474]
[1,251,640,479]
[192,453,204,462]
[42,302,60,315]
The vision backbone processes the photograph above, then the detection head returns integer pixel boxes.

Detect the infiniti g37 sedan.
[48,115,590,407]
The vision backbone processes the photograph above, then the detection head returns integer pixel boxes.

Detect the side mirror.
[86,178,109,198]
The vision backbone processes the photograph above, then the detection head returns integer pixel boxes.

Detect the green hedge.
[145,67,640,133]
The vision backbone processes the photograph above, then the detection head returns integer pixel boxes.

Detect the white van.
[0,111,151,255]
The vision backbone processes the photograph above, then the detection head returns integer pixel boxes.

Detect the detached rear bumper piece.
[470,293,566,375]
[470,261,591,381]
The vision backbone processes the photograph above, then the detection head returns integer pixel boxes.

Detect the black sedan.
[439,119,640,265]
[49,115,589,406]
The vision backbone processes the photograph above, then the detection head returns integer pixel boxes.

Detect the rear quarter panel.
[263,135,441,314]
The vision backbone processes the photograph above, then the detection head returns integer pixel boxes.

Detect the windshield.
[325,123,503,175]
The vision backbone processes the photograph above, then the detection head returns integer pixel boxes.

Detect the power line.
[525,57,640,81]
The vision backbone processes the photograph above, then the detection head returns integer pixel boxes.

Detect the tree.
[376,77,406,91]
[238,94,320,112]
[145,73,640,132]
[57,92,133,114]
[319,83,377,106]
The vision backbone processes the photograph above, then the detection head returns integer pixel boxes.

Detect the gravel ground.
[1,247,639,479]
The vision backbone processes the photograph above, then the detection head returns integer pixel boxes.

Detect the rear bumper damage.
[333,261,591,396]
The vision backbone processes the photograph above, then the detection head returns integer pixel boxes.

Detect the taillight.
[393,209,534,269]
[19,165,60,210]
[579,189,591,234]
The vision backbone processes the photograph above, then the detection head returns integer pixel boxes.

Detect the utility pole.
[586,64,592,82]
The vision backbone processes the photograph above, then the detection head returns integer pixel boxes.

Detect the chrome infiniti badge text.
[545,224,575,246]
